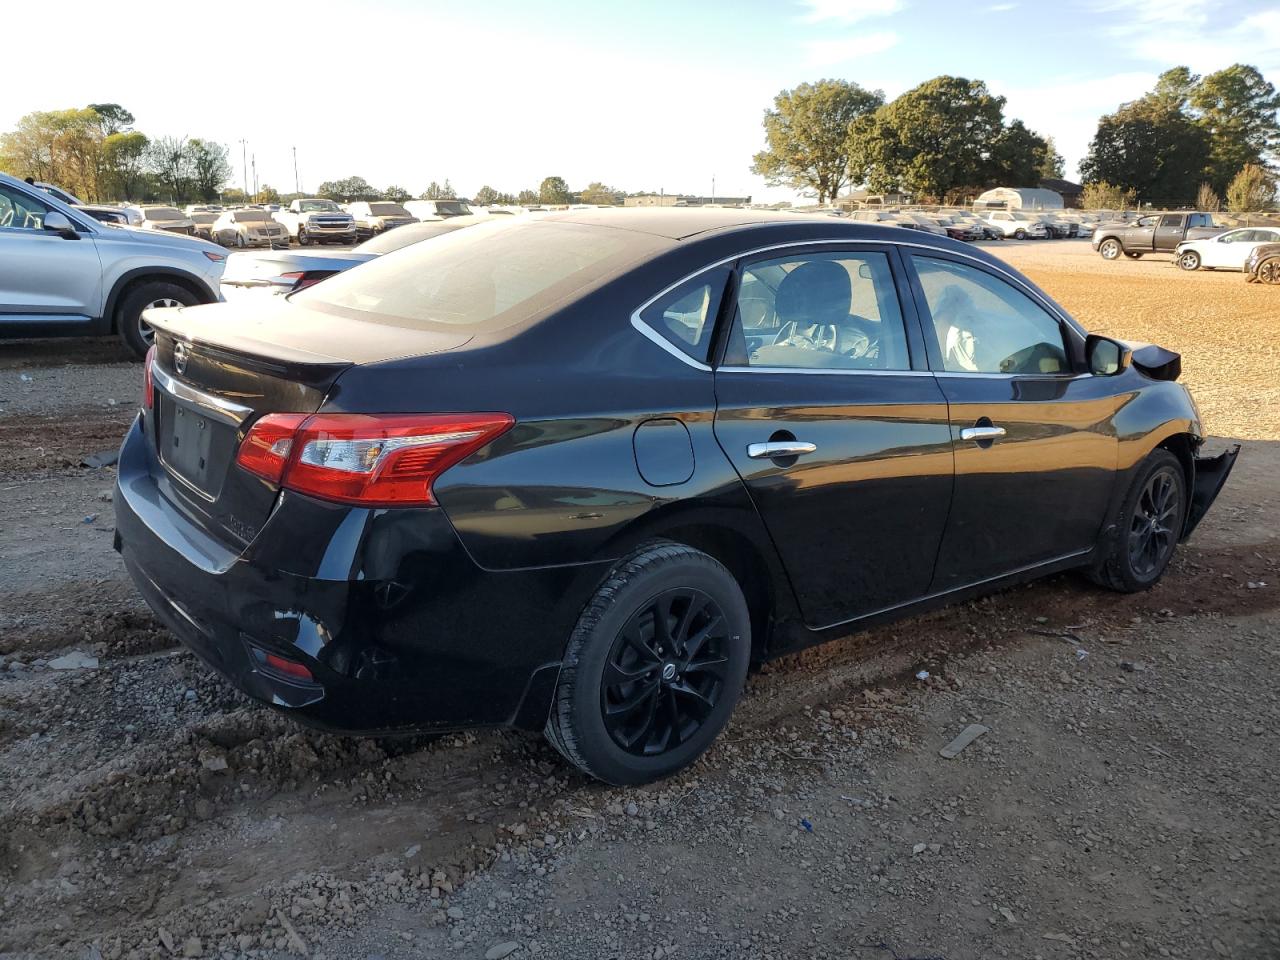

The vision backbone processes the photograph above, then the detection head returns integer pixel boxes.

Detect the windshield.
[233,210,271,222]
[191,213,218,224]
[369,203,409,216]
[298,200,340,212]
[296,220,666,331]
[144,207,184,220]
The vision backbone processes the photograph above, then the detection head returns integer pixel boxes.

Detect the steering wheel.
[834,315,879,361]
[738,297,775,329]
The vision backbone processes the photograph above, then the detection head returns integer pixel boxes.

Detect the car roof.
[538,207,820,240]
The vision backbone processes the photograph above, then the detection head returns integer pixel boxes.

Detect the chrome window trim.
[717,365,933,377]
[152,362,254,426]
[630,236,1085,371]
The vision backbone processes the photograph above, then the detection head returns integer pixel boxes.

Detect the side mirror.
[1086,334,1131,376]
[43,210,79,239]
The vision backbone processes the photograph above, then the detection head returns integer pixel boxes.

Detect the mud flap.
[1182,445,1241,540]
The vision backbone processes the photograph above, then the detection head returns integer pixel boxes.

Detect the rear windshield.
[191,213,218,223]
[355,220,474,254]
[144,207,184,220]
[431,201,471,216]
[295,220,665,331]
[369,203,409,216]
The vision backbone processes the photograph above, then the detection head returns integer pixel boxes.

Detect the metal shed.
[974,187,1064,211]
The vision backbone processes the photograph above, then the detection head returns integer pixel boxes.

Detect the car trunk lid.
[143,301,472,547]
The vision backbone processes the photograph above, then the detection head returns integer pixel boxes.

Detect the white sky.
[4,0,1278,202]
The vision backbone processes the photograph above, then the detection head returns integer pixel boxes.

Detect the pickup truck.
[272,199,357,246]
[1092,212,1223,260]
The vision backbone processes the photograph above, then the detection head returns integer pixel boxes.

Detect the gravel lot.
[0,240,1276,960]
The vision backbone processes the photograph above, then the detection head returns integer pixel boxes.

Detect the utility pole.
[239,139,248,198]
[711,175,715,205]
[251,154,258,198]
[292,146,300,195]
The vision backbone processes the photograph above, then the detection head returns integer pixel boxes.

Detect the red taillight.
[235,412,513,506]
[236,413,308,483]
[278,270,329,291]
[142,345,156,410]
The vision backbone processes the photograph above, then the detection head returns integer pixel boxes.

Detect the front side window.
[1160,214,1181,228]
[726,251,910,371]
[638,267,730,363]
[913,256,1069,375]
[0,185,51,230]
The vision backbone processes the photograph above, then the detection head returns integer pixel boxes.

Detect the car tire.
[1088,449,1186,593]
[298,227,311,246]
[117,281,199,359]
[1014,228,1027,240]
[1258,258,1280,284]
[545,542,751,785]
[1178,250,1201,271]
[234,233,246,248]
[1099,238,1121,260]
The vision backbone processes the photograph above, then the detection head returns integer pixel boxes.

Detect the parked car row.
[847,207,1102,241]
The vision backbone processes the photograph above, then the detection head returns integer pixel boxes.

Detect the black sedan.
[114,210,1237,785]
[1244,241,1280,283]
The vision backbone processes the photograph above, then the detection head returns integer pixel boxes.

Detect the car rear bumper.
[112,416,592,734]
[1183,445,1241,539]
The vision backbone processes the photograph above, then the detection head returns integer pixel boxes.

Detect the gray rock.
[447,906,464,920]
[48,651,98,671]
[485,942,520,960]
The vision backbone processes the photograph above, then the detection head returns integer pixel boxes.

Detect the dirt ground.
[0,240,1276,960]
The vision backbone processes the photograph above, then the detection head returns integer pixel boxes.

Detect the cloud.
[1094,0,1279,73]
[805,31,901,66]
[987,2,1017,10]
[799,0,903,24]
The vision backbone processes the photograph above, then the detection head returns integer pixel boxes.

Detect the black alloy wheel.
[545,542,750,785]
[1127,468,1179,579]
[1089,449,1185,592]
[601,588,730,756]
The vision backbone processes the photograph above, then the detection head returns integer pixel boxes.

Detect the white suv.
[0,172,227,357]
[981,211,1049,240]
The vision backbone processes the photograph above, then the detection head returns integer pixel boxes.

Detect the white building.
[974,187,1064,211]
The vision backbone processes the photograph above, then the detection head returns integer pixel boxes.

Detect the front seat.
[751,260,852,366]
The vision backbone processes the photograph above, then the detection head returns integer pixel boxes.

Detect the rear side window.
[913,256,1069,375]
[638,267,730,363]
[726,250,911,371]
[296,220,667,331]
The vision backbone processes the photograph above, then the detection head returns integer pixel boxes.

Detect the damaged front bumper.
[1183,444,1241,540]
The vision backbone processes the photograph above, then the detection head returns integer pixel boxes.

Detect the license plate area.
[157,394,237,500]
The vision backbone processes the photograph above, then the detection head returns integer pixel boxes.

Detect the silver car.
[0,172,226,356]
[134,205,196,236]
[211,209,290,249]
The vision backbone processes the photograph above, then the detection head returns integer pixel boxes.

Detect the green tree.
[254,184,280,204]
[991,119,1053,188]
[102,131,149,200]
[383,184,412,203]
[146,135,193,201]
[1150,67,1199,112]
[421,180,457,199]
[848,76,1025,200]
[1225,163,1276,212]
[579,182,620,205]
[1080,181,1137,210]
[222,187,249,204]
[1196,182,1220,212]
[474,185,500,205]
[187,139,232,201]
[752,79,883,203]
[317,176,378,201]
[1038,135,1065,179]
[88,103,135,137]
[1189,64,1280,194]
[1080,98,1209,203]
[0,108,105,199]
[539,176,571,204]
[517,188,539,205]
